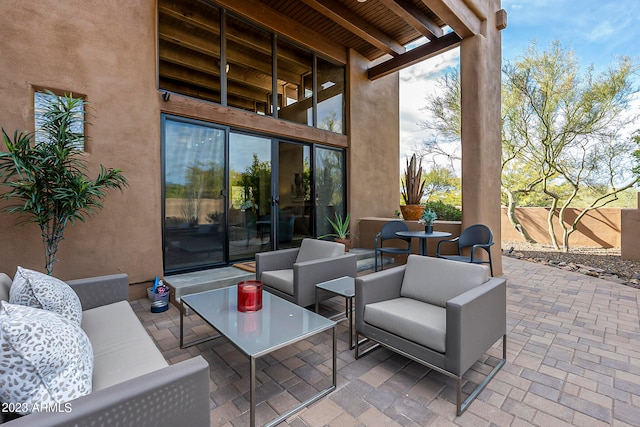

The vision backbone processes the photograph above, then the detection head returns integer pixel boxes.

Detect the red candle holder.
[237,280,263,312]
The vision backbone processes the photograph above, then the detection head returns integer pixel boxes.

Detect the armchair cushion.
[260,270,294,295]
[400,255,489,308]
[364,297,446,352]
[295,238,344,263]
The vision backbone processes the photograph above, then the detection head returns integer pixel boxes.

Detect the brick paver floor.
[132,256,640,426]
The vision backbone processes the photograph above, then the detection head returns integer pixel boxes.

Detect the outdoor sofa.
[0,270,209,426]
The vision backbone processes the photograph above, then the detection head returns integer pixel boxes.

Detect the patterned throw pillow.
[0,302,93,414]
[9,266,82,325]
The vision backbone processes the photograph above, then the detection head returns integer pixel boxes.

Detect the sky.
[399,0,640,166]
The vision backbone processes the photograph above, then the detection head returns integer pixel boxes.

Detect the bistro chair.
[436,224,494,276]
[374,220,412,272]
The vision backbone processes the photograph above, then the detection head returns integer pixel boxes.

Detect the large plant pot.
[400,205,424,220]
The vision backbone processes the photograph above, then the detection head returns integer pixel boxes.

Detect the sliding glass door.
[228,132,272,262]
[163,117,226,273]
[277,142,313,248]
[315,147,346,237]
[163,115,346,274]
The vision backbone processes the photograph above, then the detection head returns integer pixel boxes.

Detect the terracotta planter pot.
[335,238,351,252]
[400,205,424,220]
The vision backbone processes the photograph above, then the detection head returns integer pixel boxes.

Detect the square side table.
[315,276,355,349]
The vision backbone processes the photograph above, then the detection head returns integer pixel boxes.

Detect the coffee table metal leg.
[263,325,337,427]
[179,299,184,348]
[250,356,256,427]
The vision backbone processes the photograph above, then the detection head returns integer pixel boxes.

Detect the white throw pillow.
[0,302,93,414]
[9,266,82,325]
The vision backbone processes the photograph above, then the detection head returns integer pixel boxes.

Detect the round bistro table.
[395,230,452,256]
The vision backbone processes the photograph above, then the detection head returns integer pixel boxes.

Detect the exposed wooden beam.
[420,0,482,37]
[211,0,347,64]
[163,93,349,147]
[378,0,443,41]
[299,0,405,57]
[462,0,488,20]
[368,32,461,80]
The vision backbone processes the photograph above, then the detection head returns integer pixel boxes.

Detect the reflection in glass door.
[229,132,272,261]
[315,147,346,237]
[163,117,226,273]
[278,142,313,248]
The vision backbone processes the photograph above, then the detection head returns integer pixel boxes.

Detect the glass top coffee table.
[180,286,336,427]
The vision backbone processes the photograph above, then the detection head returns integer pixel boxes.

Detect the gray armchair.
[355,255,506,415]
[256,238,358,307]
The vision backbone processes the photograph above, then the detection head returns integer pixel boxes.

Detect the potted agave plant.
[320,212,352,251]
[400,153,426,220]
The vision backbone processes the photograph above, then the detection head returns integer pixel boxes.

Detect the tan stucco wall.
[0,0,162,283]
[621,196,640,260]
[459,0,504,275]
[347,49,400,248]
[501,207,622,248]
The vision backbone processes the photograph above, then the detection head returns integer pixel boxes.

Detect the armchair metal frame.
[355,260,506,415]
[374,220,412,272]
[436,223,495,276]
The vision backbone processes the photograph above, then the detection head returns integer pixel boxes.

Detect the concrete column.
[460,0,504,275]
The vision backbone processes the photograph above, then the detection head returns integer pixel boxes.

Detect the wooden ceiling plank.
[160,3,311,73]
[378,0,443,41]
[211,0,347,64]
[420,0,481,37]
[367,32,461,80]
[299,0,405,57]
[161,63,269,102]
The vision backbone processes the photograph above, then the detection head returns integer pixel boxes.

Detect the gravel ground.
[501,241,640,288]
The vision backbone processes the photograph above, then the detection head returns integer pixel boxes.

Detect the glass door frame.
[161,114,230,274]
[162,114,347,274]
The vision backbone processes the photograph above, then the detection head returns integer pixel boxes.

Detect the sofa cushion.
[400,255,489,308]
[295,238,344,263]
[261,269,294,295]
[0,301,93,414]
[364,297,446,353]
[9,266,82,326]
[82,300,168,391]
[0,273,10,302]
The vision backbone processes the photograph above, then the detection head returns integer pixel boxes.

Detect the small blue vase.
[425,225,433,234]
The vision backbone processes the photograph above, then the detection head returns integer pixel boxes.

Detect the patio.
[132,256,640,426]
